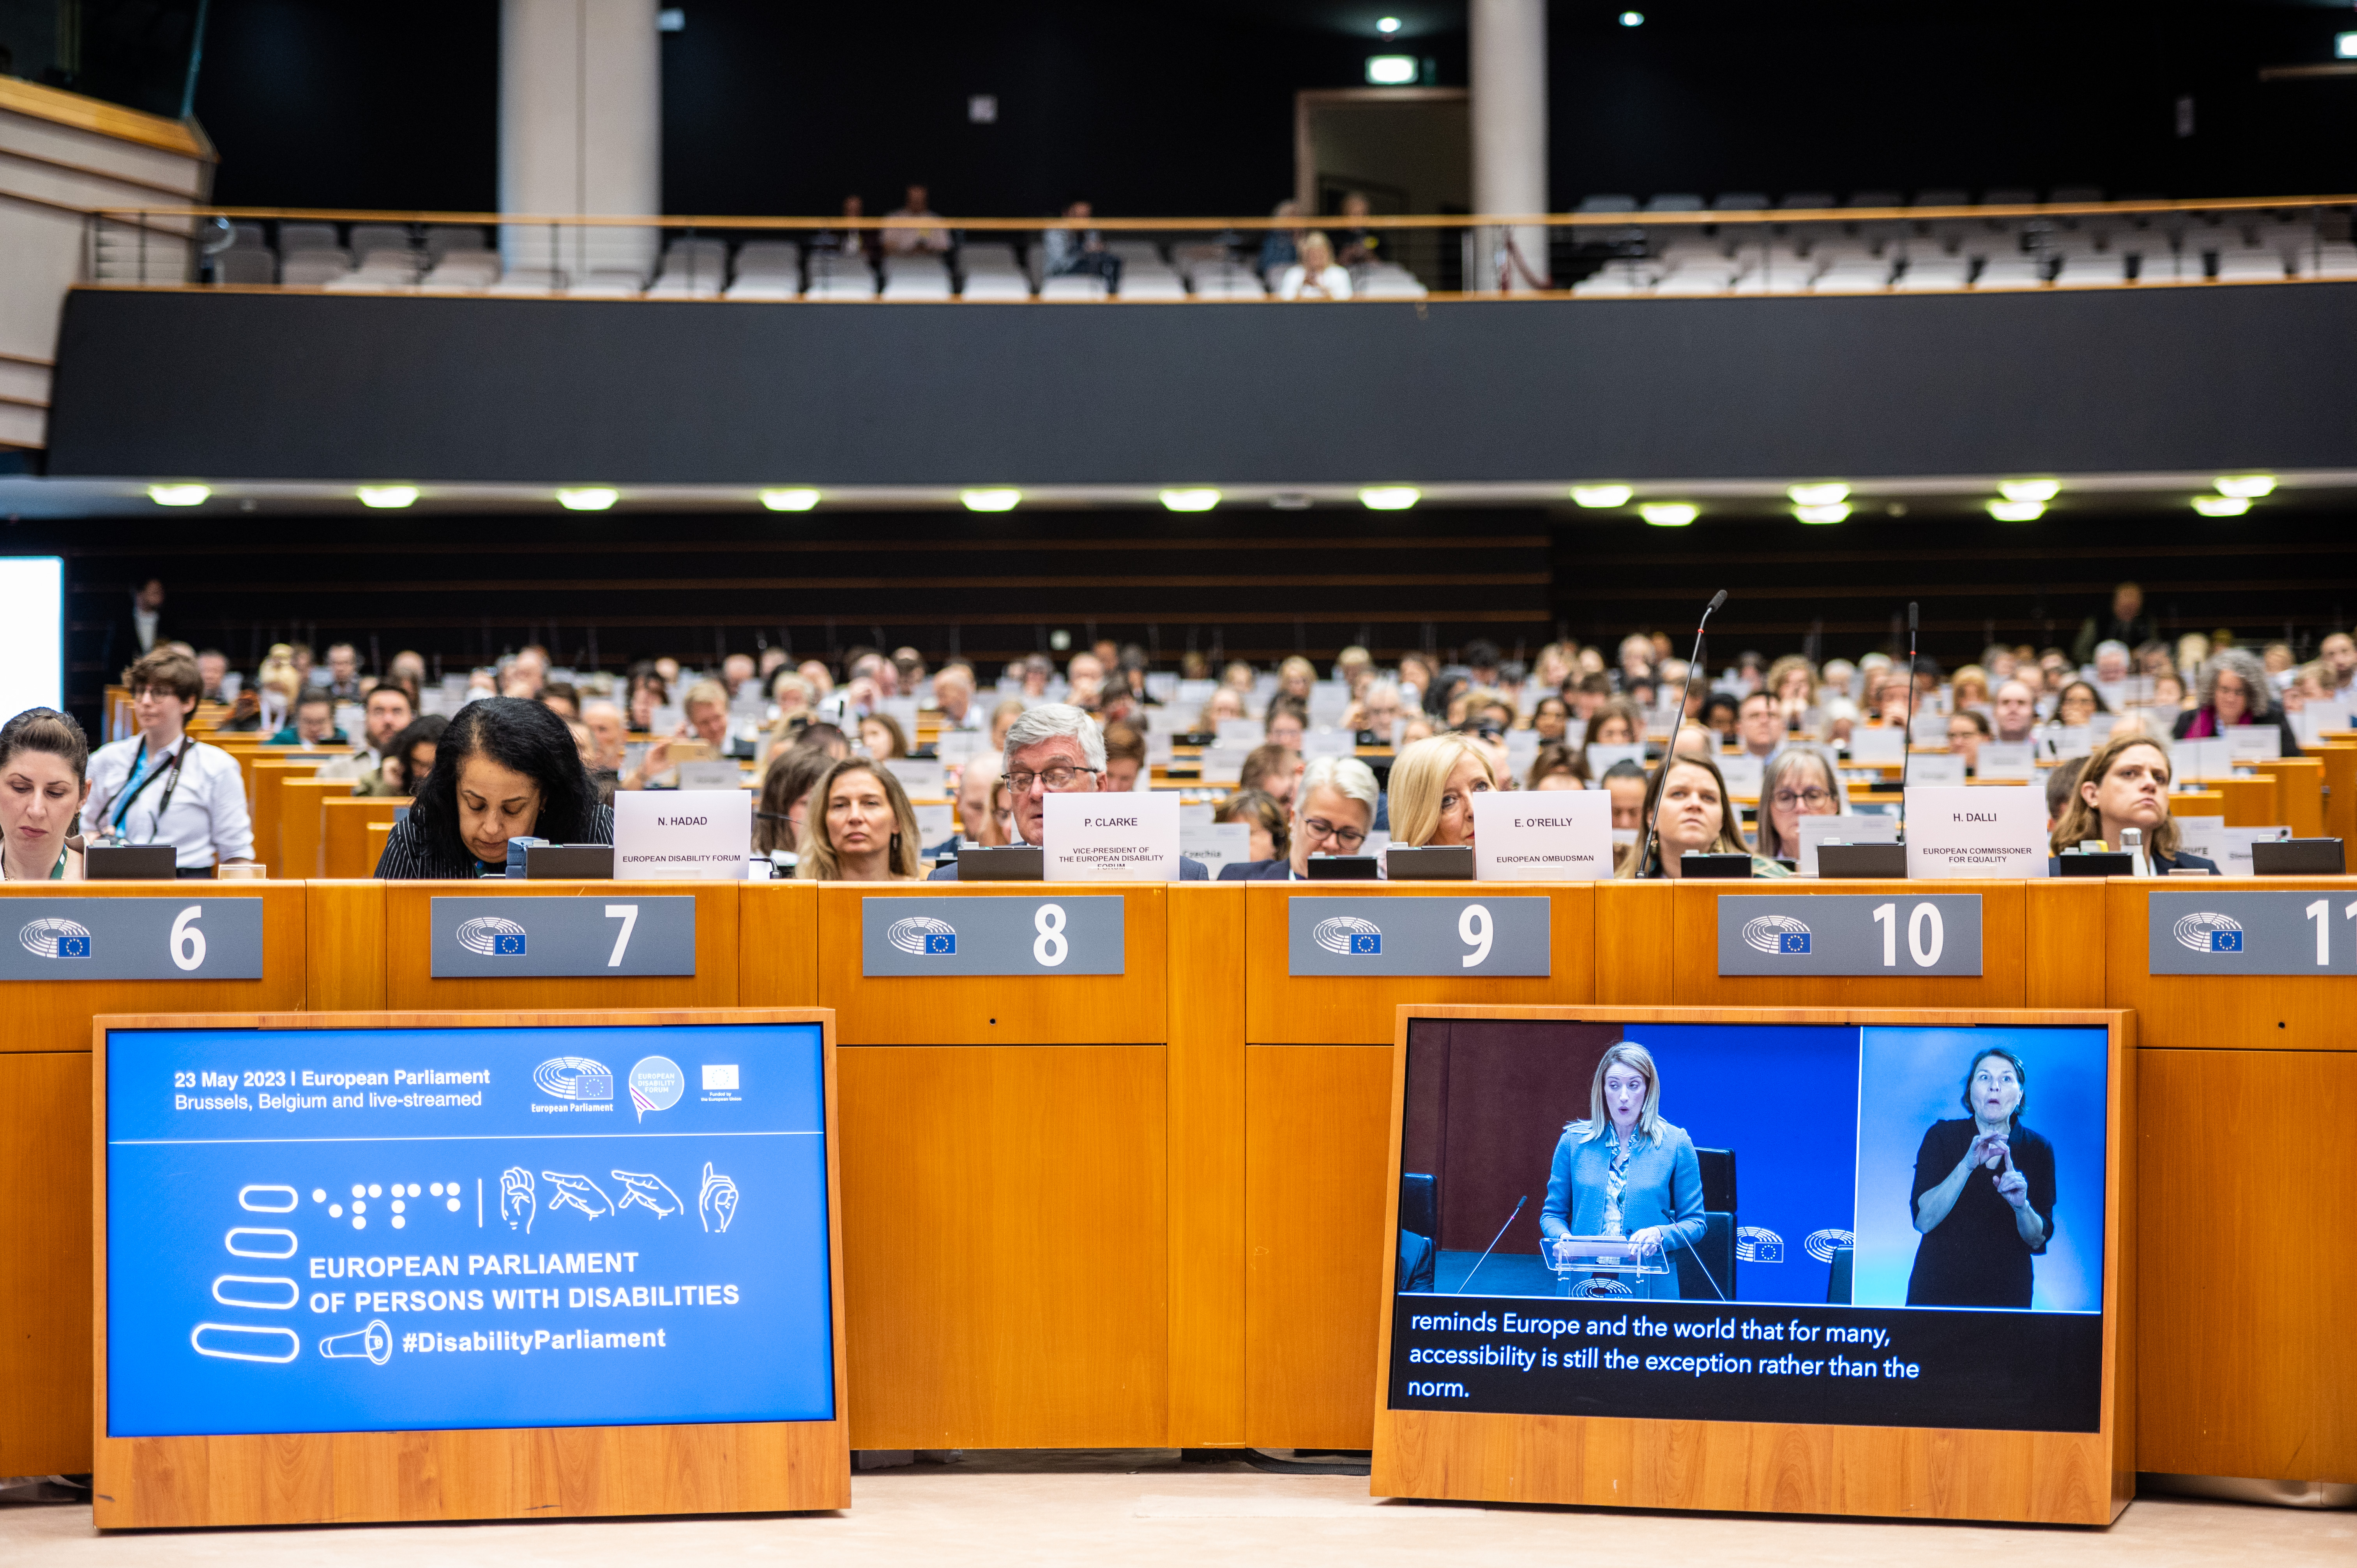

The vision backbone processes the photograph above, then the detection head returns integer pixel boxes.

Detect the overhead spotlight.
[1640,501,1698,526]
[960,487,1022,512]
[1376,15,1402,34]
[1570,484,1634,508]
[1158,488,1221,512]
[1358,486,1421,510]
[356,485,418,509]
[2192,495,2251,517]
[1619,10,1644,25]
[1786,482,1850,507]
[2214,474,2276,498]
[1793,503,1850,524]
[1986,498,2045,522]
[1997,478,2060,503]
[147,484,210,507]
[2339,32,2357,59]
[556,487,618,511]
[759,488,821,511]
[1365,55,1417,85]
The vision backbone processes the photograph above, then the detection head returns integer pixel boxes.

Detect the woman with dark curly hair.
[374,698,611,878]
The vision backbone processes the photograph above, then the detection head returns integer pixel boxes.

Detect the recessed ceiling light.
[556,487,618,510]
[147,484,210,506]
[2191,495,2251,517]
[1793,503,1850,524]
[1986,498,2045,521]
[759,488,821,511]
[1786,482,1850,507]
[1640,501,1698,526]
[356,485,418,509]
[1619,10,1645,25]
[1158,488,1221,512]
[2214,474,2276,498]
[1997,478,2060,503]
[1376,15,1401,34]
[1366,55,1417,85]
[1359,486,1421,510]
[960,487,1022,512]
[1570,484,1634,508]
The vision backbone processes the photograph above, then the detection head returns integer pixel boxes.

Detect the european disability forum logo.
[19,916,92,958]
[2173,911,2244,953]
[628,1056,685,1122]
[455,915,529,956]
[532,1056,613,1101]
[1741,914,1812,955]
[1312,915,1383,956]
[887,915,958,955]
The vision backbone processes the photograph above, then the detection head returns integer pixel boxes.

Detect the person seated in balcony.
[1258,199,1303,281]
[1042,200,1122,288]
[882,184,951,254]
[1278,231,1352,300]
[1335,191,1382,269]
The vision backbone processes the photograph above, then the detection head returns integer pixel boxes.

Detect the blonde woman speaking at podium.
[1539,1043,1707,1302]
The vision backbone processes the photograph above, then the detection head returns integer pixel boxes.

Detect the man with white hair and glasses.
[1218,754,1381,880]
[928,704,1208,879]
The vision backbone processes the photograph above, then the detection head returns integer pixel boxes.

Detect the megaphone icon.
[320,1319,393,1365]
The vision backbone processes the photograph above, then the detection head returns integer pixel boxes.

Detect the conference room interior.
[4,0,2356,1560]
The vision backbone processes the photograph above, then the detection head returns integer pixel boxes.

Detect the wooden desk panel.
[815,883,1167,1045]
[1168,885,1246,1446]
[249,759,323,878]
[836,1044,1169,1448]
[0,1052,92,1476]
[2137,1047,2356,1482]
[2028,879,2107,1008]
[323,796,407,879]
[2250,758,2325,839]
[2106,878,2357,1052]
[281,775,356,879]
[305,880,387,1010]
[2213,775,2280,829]
[382,882,740,1010]
[1669,880,2029,1008]
[1243,883,1596,1045]
[2316,745,2356,848]
[740,879,818,1006]
[1594,879,1673,1004]
[0,881,307,1054]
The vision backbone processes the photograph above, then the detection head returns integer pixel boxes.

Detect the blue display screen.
[106,1024,834,1437]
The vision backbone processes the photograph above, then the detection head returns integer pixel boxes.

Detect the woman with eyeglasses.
[1750,748,1848,867]
[1218,755,1380,879]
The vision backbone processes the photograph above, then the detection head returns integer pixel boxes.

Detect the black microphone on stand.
[1897,600,1919,846]
[1640,589,1729,879]
[1455,1195,1527,1294]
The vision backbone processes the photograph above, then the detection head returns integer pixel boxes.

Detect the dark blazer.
[2173,705,2304,758]
[1216,858,1294,881]
[929,852,1208,881]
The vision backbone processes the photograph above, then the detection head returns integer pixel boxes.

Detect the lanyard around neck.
[112,738,189,833]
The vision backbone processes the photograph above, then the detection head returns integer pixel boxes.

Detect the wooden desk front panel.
[322,796,407,879]
[2317,745,2356,847]
[249,759,322,878]
[2106,878,2357,1052]
[382,881,740,1010]
[1668,880,2029,1008]
[1243,883,1595,1045]
[2137,1047,2356,1482]
[836,1044,1170,1448]
[740,879,818,1006]
[0,882,308,1054]
[280,775,355,879]
[816,883,1167,1045]
[0,1052,92,1475]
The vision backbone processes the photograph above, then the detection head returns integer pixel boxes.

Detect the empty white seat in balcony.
[734,240,803,279]
[1040,274,1108,301]
[1652,261,1741,296]
[279,248,354,286]
[1356,265,1428,298]
[567,270,646,297]
[1892,257,1972,291]
[1117,265,1188,300]
[2307,242,2357,278]
[1811,258,1893,293]
[958,272,1031,300]
[806,272,876,300]
[418,252,500,292]
[487,268,565,295]
[277,222,340,253]
[882,271,954,300]
[2214,248,2290,283]
[724,275,800,300]
[1972,257,2047,290]
[2054,253,2130,288]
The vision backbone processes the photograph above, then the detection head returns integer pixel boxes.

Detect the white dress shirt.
[83,736,253,868]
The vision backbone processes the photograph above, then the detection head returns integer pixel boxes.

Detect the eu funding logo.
[2173,911,2245,954]
[1741,915,1812,956]
[456,915,529,957]
[1313,915,1383,956]
[19,916,92,959]
[886,915,958,956]
[532,1056,613,1101]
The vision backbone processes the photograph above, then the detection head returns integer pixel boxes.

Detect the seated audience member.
[2091,640,2133,689]
[507,645,549,699]
[797,759,924,882]
[1601,758,1650,837]
[2175,648,2302,757]
[1214,789,1290,867]
[882,182,952,254]
[931,754,1005,859]
[1278,231,1352,300]
[1387,733,1495,850]
[1263,698,1308,751]
[1765,654,1816,725]
[1669,721,1717,762]
[754,746,836,871]
[860,712,911,760]
[195,648,231,703]
[1752,748,1846,865]
[1258,199,1304,278]
[1101,721,1147,792]
[930,704,1208,879]
[1949,665,1991,712]
[2321,631,2357,704]
[1240,742,1302,807]
[797,721,852,761]
[1947,709,1992,773]
[580,699,627,773]
[1350,678,1403,741]
[540,681,581,723]
[2074,580,2157,667]
[1619,756,1788,879]
[1821,696,1859,747]
[626,668,667,732]
[1700,691,1740,740]
[2049,735,2216,872]
[989,698,1027,752]
[1527,741,1590,790]
[1569,671,1613,724]
[626,680,740,788]
[268,690,348,749]
[1220,756,1379,879]
[0,708,91,881]
[1734,691,1785,761]
[722,652,757,697]
[375,698,610,878]
[1991,678,2041,745]
[2150,670,2188,712]
[316,681,415,782]
[1587,697,1645,752]
[933,662,981,730]
[1198,687,1246,731]
[1042,200,1120,287]
[317,641,364,702]
[1277,656,1317,702]
[84,650,252,874]
[2043,756,2087,832]
[358,713,448,798]
[2051,680,2110,734]
[1530,694,1572,743]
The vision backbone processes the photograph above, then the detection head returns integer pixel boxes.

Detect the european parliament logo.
[532,1056,613,1101]
[1741,914,1811,956]
[1804,1227,1857,1263]
[887,915,958,956]
[456,915,529,956]
[1312,915,1383,956]
[1735,1226,1784,1263]
[2173,911,2244,954]
[19,916,92,959]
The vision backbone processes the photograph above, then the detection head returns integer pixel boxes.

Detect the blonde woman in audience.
[797,660,835,700]
[1277,656,1317,702]
[1335,645,1375,695]
[1220,660,1256,693]
[1618,755,1789,879]
[1765,655,1816,729]
[1387,733,1495,850]
[989,698,1027,752]
[797,758,924,881]
[1950,666,1991,713]
[1752,748,1848,865]
[1198,687,1246,730]
[1398,714,1436,746]
[859,712,910,759]
[1278,231,1352,300]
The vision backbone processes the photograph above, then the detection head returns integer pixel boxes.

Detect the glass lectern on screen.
[1389,1019,2110,1432]
[105,1023,834,1437]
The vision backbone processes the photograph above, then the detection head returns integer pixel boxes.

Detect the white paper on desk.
[1471,788,1612,881]
[1180,822,1253,876]
[935,729,984,761]
[612,789,752,880]
[2177,821,2287,876]
[1147,729,1174,765]
[1847,727,1905,765]
[2170,737,2235,783]
[882,758,946,798]
[1044,789,1180,880]
[1585,743,1645,775]
[913,802,954,844]
[1716,753,1764,796]
[1910,712,1950,745]
[1198,747,1247,785]
[1907,752,1967,788]
[2227,724,2282,761]
[676,760,746,791]
[1217,719,1264,749]
[1796,813,1896,877]
[1179,802,1213,829]
[1903,784,2049,879]
[1976,742,2035,781]
[1301,727,1354,758]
